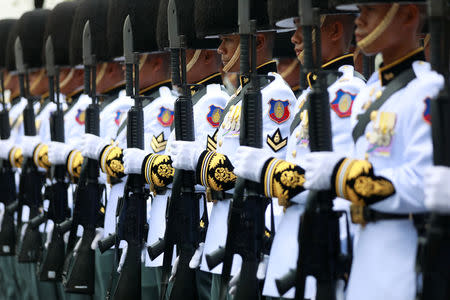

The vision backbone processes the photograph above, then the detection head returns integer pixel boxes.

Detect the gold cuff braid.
[334,158,395,205]
[143,154,174,188]
[100,145,125,178]
[263,158,305,208]
[67,150,83,178]
[9,146,23,168]
[33,143,51,170]
[198,151,236,191]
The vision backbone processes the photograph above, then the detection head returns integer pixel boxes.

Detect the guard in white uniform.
[232,0,366,297]
[298,1,445,300]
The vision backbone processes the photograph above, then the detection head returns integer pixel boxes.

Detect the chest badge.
[331,89,356,118]
[207,105,224,128]
[75,109,85,125]
[423,97,431,124]
[268,99,290,124]
[366,111,396,157]
[114,110,124,126]
[157,107,174,127]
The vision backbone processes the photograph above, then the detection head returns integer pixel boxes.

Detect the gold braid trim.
[223,45,240,73]
[100,146,125,178]
[9,146,23,168]
[334,158,395,205]
[357,4,400,51]
[33,143,51,170]
[67,150,83,178]
[199,151,236,191]
[263,158,305,208]
[143,154,174,188]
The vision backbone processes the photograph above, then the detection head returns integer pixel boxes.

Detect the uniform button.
[376,91,382,99]
[292,150,296,158]
[296,131,300,138]
[219,140,223,147]
[365,153,369,160]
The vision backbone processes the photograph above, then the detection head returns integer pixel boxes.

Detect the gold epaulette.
[262,158,305,208]
[33,143,51,170]
[143,154,174,188]
[67,150,83,178]
[333,158,395,205]
[8,146,23,168]
[99,145,125,178]
[197,151,236,191]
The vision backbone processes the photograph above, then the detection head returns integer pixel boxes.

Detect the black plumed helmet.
[44,1,78,67]
[5,21,19,71]
[0,19,17,69]
[107,0,160,58]
[69,0,110,66]
[157,0,220,50]
[194,0,272,38]
[17,9,51,69]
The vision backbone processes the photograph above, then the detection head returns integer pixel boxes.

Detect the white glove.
[91,228,104,250]
[303,152,344,190]
[169,255,180,282]
[228,269,241,296]
[170,141,204,171]
[0,203,5,232]
[189,242,205,269]
[424,166,450,214]
[234,146,273,183]
[0,139,15,159]
[80,133,109,160]
[256,254,269,280]
[123,148,148,174]
[48,142,74,165]
[117,240,128,273]
[21,135,41,157]
[45,221,54,248]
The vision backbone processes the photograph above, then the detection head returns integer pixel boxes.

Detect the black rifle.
[35,35,70,282]
[275,1,351,299]
[108,15,147,300]
[204,1,267,299]
[146,1,199,299]
[14,36,45,263]
[0,69,17,256]
[420,0,450,299]
[63,21,103,294]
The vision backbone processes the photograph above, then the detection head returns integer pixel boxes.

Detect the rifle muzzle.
[205,246,225,271]
[147,238,165,261]
[275,268,296,296]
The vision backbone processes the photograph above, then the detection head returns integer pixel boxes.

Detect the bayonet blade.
[123,15,134,65]
[82,21,94,66]
[14,37,25,74]
[167,0,180,48]
[238,0,251,34]
[45,36,56,77]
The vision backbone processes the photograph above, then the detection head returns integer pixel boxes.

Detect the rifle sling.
[352,68,416,143]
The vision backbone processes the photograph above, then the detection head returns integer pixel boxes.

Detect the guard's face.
[355,4,398,55]
[218,34,240,72]
[291,20,303,59]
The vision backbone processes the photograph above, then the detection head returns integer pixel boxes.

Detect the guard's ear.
[256,33,266,51]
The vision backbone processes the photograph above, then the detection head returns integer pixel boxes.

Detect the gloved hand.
[303,152,344,190]
[0,203,4,232]
[189,242,205,269]
[21,135,41,158]
[0,138,15,159]
[91,228,104,250]
[169,255,180,282]
[234,146,273,183]
[48,141,74,165]
[123,148,148,174]
[228,269,241,296]
[44,220,54,248]
[424,166,450,214]
[80,133,109,160]
[117,240,128,273]
[256,254,269,280]
[170,141,204,171]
